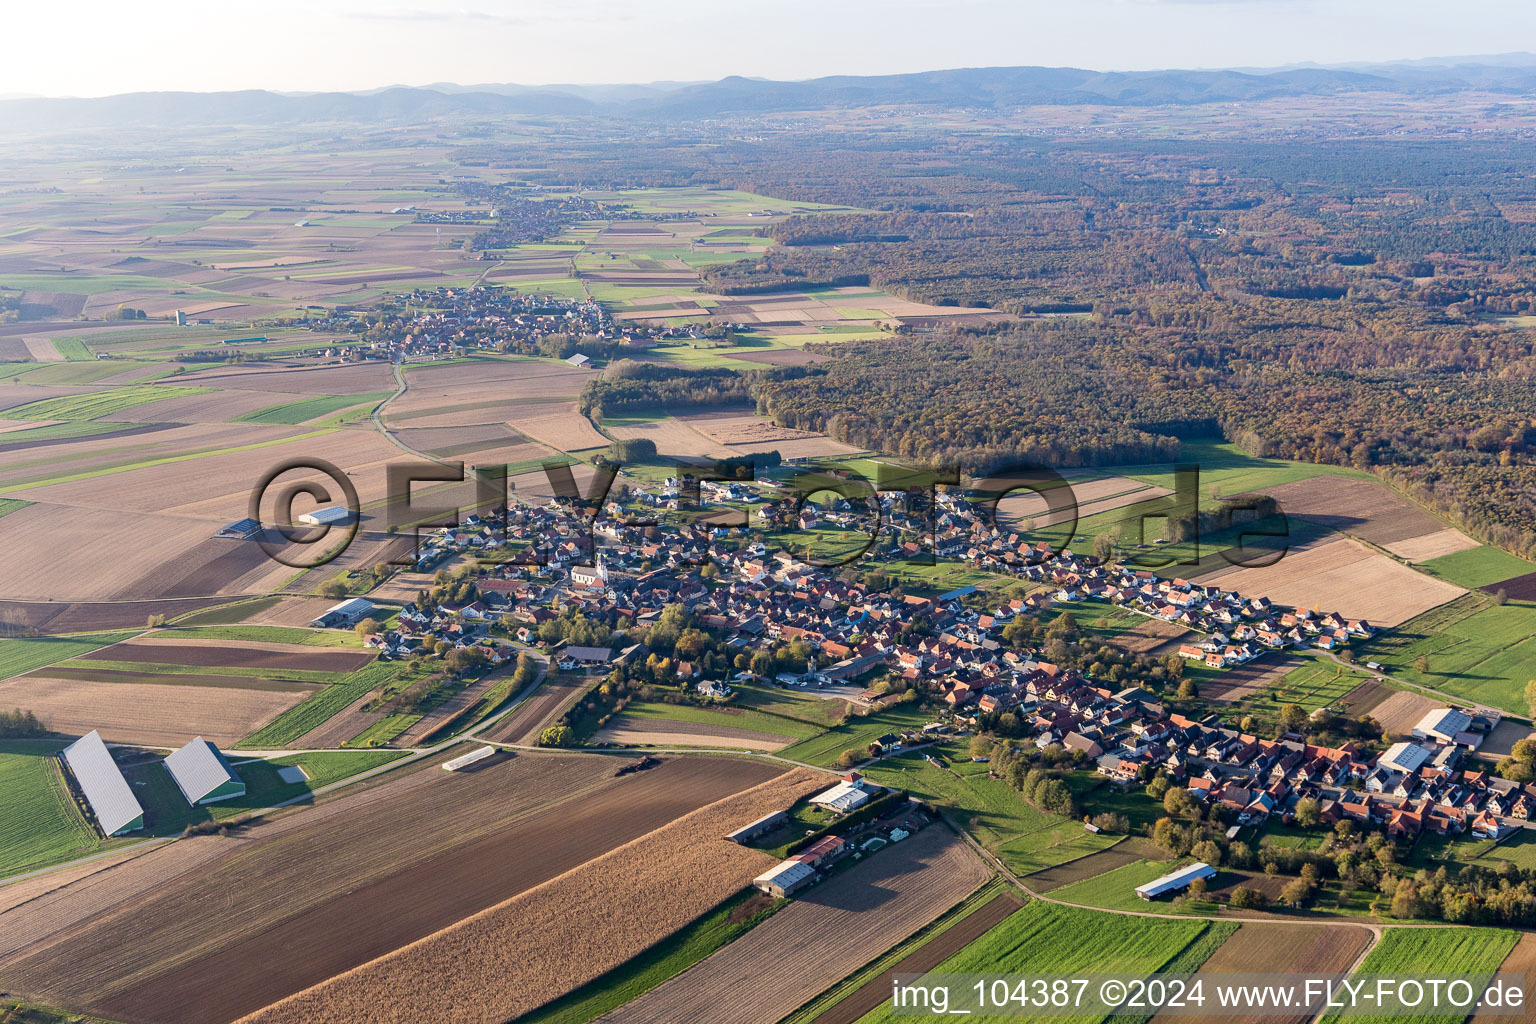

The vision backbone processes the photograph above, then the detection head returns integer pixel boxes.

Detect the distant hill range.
[7,55,1536,129]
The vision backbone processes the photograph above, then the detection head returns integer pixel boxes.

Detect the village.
[333,464,1531,858]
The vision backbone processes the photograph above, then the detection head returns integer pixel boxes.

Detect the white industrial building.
[443,746,497,772]
[1135,862,1216,900]
[1379,741,1433,775]
[1412,708,1473,744]
[164,737,246,805]
[311,597,374,627]
[753,858,816,897]
[297,505,353,527]
[809,779,872,814]
[61,731,144,836]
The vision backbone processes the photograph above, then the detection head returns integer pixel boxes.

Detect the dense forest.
[469,123,1536,554]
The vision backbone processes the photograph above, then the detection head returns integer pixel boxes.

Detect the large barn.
[61,730,144,836]
[164,737,246,806]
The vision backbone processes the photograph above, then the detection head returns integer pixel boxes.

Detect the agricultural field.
[856,901,1221,1023]
[0,738,120,878]
[1355,593,1536,713]
[1419,545,1536,589]
[238,765,820,1024]
[0,635,380,748]
[598,824,989,1024]
[860,749,1121,876]
[775,704,936,766]
[1154,923,1375,1024]
[589,698,820,750]
[0,753,794,1024]
[1318,927,1519,1024]
[1196,538,1465,628]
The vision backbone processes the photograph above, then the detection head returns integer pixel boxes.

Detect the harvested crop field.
[811,889,1026,1024]
[173,361,395,395]
[238,765,819,1024]
[1471,932,1536,1023]
[1386,528,1481,563]
[78,637,374,673]
[1151,923,1374,1024]
[0,596,230,633]
[1356,687,1441,735]
[2,753,788,1024]
[1108,616,1191,655]
[1024,842,1152,890]
[1250,476,1472,556]
[599,825,990,1024]
[482,674,584,744]
[0,675,306,747]
[0,504,292,602]
[591,717,790,750]
[509,401,610,452]
[1202,654,1306,703]
[1195,538,1465,627]
[998,475,1172,529]
[605,416,733,459]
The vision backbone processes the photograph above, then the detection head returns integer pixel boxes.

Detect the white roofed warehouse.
[60,730,144,836]
[164,737,246,806]
[808,779,871,815]
[753,858,816,897]
[1135,862,1216,900]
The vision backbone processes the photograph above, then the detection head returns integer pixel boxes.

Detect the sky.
[6,0,1536,97]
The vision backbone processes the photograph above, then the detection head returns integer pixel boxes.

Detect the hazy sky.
[8,0,1536,97]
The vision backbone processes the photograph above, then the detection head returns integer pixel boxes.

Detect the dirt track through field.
[482,675,589,744]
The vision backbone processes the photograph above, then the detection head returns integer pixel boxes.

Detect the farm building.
[443,746,497,772]
[1412,708,1473,744]
[164,737,246,806]
[792,835,847,867]
[312,597,375,627]
[1135,862,1216,900]
[727,809,788,844]
[60,730,144,836]
[809,779,871,814]
[558,645,613,670]
[753,858,816,897]
[297,505,354,527]
[565,353,591,367]
[1380,741,1433,775]
[214,517,262,540]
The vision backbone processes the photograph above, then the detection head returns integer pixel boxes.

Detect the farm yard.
[0,753,792,1024]
[595,825,990,1024]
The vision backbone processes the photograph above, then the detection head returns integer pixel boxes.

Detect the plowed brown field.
[599,824,990,1024]
[0,752,784,1024]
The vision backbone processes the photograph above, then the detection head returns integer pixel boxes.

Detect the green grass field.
[236,390,393,425]
[728,682,852,727]
[0,738,115,877]
[162,624,355,647]
[1318,927,1519,1024]
[1255,659,1373,714]
[861,749,1121,875]
[6,384,212,421]
[1356,594,1536,713]
[1419,545,1536,589]
[513,889,782,1024]
[0,631,138,679]
[599,700,821,740]
[856,902,1218,1023]
[236,660,421,748]
[775,704,935,766]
